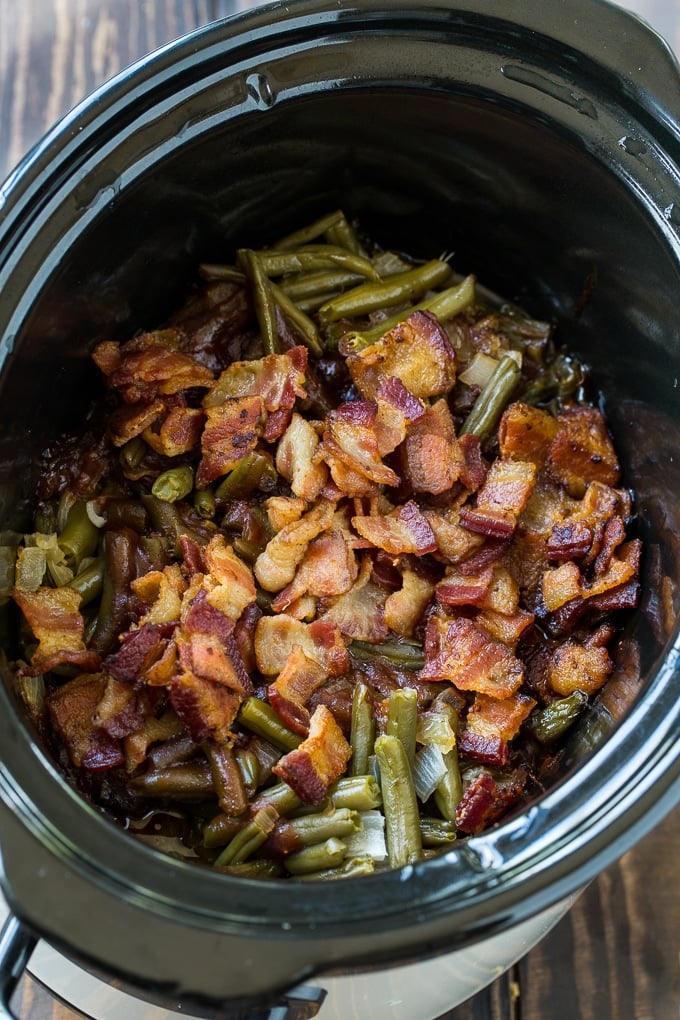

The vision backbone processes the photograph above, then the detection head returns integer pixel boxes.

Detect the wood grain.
[1,2,678,1018]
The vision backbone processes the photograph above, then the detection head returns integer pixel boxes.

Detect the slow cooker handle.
[0,913,37,1019]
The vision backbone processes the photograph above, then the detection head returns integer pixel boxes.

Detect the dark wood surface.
[1,2,678,1018]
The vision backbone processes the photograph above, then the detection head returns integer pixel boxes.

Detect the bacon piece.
[466,691,536,742]
[123,710,184,770]
[92,340,122,376]
[384,569,435,638]
[132,563,186,626]
[498,401,559,466]
[180,535,206,577]
[182,588,235,644]
[272,530,358,612]
[457,731,509,766]
[267,646,329,735]
[458,434,487,492]
[318,555,389,643]
[420,617,524,698]
[254,499,335,592]
[347,310,457,401]
[546,521,593,561]
[233,603,261,674]
[479,566,520,615]
[460,459,537,538]
[275,413,328,501]
[265,495,307,532]
[546,406,621,497]
[93,676,148,739]
[203,535,257,620]
[352,500,437,556]
[401,399,460,495]
[143,405,205,457]
[455,766,527,835]
[196,395,264,487]
[170,670,241,743]
[107,344,214,403]
[254,615,350,676]
[547,637,613,696]
[272,704,352,805]
[204,347,307,413]
[109,399,165,446]
[436,566,494,607]
[423,507,485,564]
[104,621,176,682]
[176,631,252,694]
[320,401,400,487]
[457,538,509,575]
[592,515,627,576]
[48,674,123,770]
[13,587,101,676]
[475,607,535,645]
[542,539,640,613]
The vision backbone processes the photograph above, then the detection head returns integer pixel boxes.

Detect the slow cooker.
[0,1,678,1017]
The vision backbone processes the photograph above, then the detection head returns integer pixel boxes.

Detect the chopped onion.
[16,674,46,722]
[459,352,499,388]
[14,546,47,591]
[343,810,387,862]
[413,743,447,802]
[416,711,457,754]
[86,499,107,528]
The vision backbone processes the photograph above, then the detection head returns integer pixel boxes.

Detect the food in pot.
[7,210,642,879]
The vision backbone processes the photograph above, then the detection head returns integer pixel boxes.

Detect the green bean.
[204,742,248,817]
[232,537,266,565]
[130,762,214,799]
[203,814,245,848]
[386,688,419,767]
[214,451,277,502]
[217,859,284,879]
[234,748,261,795]
[328,775,382,812]
[198,263,246,283]
[374,734,423,868]
[57,500,99,570]
[213,804,279,867]
[528,690,589,744]
[433,746,463,822]
[319,259,451,323]
[252,781,303,817]
[521,353,585,406]
[238,248,280,355]
[279,270,365,302]
[269,280,323,357]
[151,464,195,503]
[286,808,360,847]
[65,557,104,607]
[257,245,380,281]
[283,837,347,875]
[460,353,522,442]
[349,682,375,776]
[342,274,476,352]
[296,855,376,881]
[119,435,147,473]
[272,210,346,250]
[349,640,425,671]
[324,213,368,257]
[237,697,302,752]
[420,816,457,848]
[193,487,216,519]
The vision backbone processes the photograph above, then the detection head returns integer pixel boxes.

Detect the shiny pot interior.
[0,0,679,1014]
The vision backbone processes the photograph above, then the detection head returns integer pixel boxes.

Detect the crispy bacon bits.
[12,219,642,882]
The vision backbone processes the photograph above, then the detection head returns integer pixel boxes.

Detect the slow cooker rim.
[0,0,679,952]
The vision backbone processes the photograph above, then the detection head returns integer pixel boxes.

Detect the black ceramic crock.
[0,0,679,1016]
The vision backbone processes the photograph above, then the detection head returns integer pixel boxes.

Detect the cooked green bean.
[257,245,380,281]
[193,486,216,519]
[198,263,246,283]
[324,213,368,257]
[234,748,261,795]
[328,775,382,811]
[528,690,589,743]
[214,451,277,502]
[286,808,360,847]
[279,270,366,302]
[203,814,245,849]
[319,259,451,323]
[283,837,347,875]
[119,435,147,473]
[342,274,476,352]
[57,500,99,570]
[350,682,375,776]
[238,248,280,355]
[460,353,522,441]
[269,280,323,357]
[252,781,303,816]
[296,855,376,880]
[151,464,195,503]
[213,804,279,867]
[350,640,425,670]
[237,697,302,752]
[64,557,104,607]
[130,762,214,799]
[386,688,419,767]
[433,746,463,822]
[420,816,458,847]
[272,210,346,250]
[374,734,423,868]
[217,859,284,878]
[204,742,248,817]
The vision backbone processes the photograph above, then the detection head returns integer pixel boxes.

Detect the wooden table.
[1,2,678,1018]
